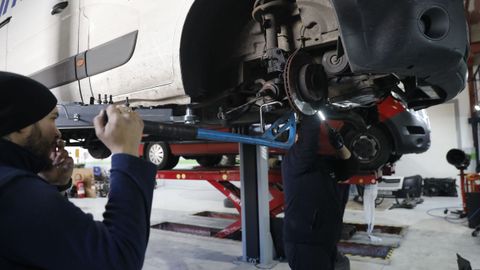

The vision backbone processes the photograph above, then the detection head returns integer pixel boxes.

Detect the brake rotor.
[283,49,327,115]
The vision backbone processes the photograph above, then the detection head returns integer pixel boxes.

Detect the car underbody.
[177,0,468,126]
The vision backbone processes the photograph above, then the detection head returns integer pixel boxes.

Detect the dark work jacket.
[0,139,156,270]
[282,116,356,246]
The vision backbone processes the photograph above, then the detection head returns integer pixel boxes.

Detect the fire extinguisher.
[76,181,86,198]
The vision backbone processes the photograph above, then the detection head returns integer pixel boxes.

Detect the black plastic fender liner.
[330,0,468,104]
[179,0,255,101]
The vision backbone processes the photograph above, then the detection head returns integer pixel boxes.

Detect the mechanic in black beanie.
[282,114,358,270]
[0,71,157,270]
[0,72,58,137]
[0,71,72,187]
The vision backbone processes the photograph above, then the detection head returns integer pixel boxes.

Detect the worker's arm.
[329,126,359,181]
[284,115,321,173]
[0,155,156,270]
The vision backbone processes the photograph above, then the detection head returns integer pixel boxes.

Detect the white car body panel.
[0,0,192,105]
[80,0,193,105]
[80,0,191,105]
[7,0,79,74]
[5,0,81,100]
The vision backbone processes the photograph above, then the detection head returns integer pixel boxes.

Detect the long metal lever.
[143,112,296,149]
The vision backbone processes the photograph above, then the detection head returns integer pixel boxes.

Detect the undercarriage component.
[262,48,287,74]
[328,75,397,108]
[284,49,328,115]
[253,0,292,74]
[321,49,349,75]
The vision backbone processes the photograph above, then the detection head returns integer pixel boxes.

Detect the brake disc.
[283,49,327,115]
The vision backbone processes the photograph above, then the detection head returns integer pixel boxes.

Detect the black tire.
[343,126,392,171]
[196,155,223,167]
[87,142,111,159]
[144,142,179,170]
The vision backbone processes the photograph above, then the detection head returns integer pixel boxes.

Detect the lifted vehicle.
[142,96,431,171]
[0,0,467,148]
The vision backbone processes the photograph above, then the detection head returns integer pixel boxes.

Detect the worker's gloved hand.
[328,126,344,150]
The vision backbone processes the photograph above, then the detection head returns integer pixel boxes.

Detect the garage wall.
[394,89,474,178]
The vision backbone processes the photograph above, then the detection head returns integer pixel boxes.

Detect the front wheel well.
[180,0,255,101]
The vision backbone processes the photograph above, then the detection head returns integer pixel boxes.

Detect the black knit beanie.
[0,71,57,137]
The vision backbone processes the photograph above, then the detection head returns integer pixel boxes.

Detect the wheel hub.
[351,134,380,162]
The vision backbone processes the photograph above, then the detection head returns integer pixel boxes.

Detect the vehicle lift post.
[239,144,275,267]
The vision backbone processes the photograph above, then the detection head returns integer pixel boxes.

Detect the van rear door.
[7,0,82,102]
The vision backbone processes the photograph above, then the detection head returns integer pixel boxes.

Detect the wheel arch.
[179,0,255,101]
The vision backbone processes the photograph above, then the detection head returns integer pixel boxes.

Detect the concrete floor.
[71,180,480,270]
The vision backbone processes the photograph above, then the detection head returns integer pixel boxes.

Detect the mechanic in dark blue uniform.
[0,71,157,270]
[282,114,358,270]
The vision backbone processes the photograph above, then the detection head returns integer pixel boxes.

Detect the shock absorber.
[252,0,291,74]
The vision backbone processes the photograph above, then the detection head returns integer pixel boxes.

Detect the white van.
[0,0,469,125]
